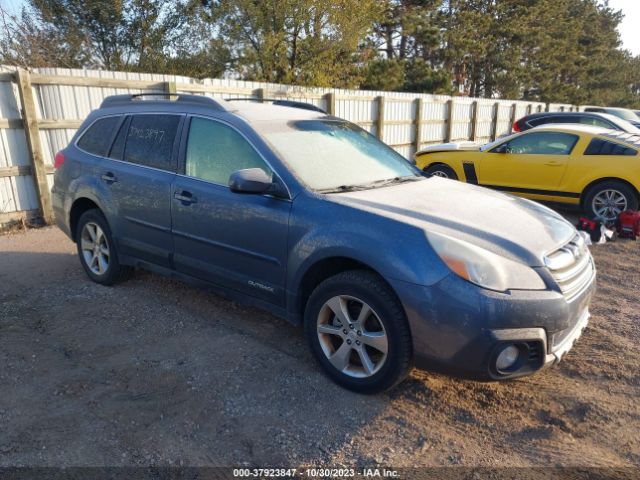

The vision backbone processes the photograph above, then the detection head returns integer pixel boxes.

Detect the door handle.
[544,161,563,167]
[101,172,117,183]
[174,190,197,205]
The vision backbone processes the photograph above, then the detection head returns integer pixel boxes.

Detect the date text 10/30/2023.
[232,468,400,478]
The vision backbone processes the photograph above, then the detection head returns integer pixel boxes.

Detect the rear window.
[77,116,121,157]
[584,138,637,156]
[579,116,614,129]
[123,114,181,171]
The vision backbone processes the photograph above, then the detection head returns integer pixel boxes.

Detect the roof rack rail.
[225,97,327,114]
[100,93,228,111]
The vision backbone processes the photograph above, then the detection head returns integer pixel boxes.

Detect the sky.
[608,0,640,55]
[1,0,640,56]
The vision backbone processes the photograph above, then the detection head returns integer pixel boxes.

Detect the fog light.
[496,344,520,371]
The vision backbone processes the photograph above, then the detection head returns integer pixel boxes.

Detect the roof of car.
[525,111,604,118]
[228,100,329,122]
[99,93,330,122]
[531,123,640,148]
[530,123,613,135]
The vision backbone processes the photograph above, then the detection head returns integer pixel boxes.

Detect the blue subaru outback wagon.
[52,94,596,393]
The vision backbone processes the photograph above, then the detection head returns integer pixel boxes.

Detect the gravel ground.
[0,221,638,470]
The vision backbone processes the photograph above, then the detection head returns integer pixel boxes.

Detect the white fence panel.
[0,66,573,225]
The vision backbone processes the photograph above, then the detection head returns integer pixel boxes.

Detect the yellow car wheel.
[584,180,639,221]
[424,164,458,180]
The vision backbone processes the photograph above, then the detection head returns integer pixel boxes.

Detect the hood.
[416,142,481,155]
[328,178,576,266]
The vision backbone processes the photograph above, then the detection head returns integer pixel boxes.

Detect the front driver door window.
[185,117,272,184]
[478,132,578,193]
[171,117,291,304]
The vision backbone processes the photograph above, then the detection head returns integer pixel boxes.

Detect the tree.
[0,0,184,71]
[199,0,382,87]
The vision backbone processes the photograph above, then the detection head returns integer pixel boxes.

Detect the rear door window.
[77,116,122,157]
[123,114,181,171]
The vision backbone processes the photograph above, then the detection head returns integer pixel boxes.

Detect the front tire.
[304,270,413,394]
[584,181,638,221]
[76,209,131,285]
[424,164,458,180]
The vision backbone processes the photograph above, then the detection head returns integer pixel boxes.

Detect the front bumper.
[389,269,595,381]
[545,307,590,366]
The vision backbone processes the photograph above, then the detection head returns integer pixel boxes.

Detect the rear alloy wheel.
[424,164,458,180]
[76,209,131,285]
[584,181,638,221]
[80,222,110,276]
[305,270,412,393]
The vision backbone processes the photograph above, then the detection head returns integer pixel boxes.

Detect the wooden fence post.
[255,88,266,101]
[413,98,423,154]
[324,92,336,115]
[165,81,177,95]
[445,99,454,142]
[490,101,500,141]
[16,69,53,224]
[470,100,479,142]
[376,96,385,141]
[509,102,517,132]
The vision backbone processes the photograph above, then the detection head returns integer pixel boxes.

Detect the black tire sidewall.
[76,210,122,285]
[585,181,639,219]
[304,272,412,393]
[424,164,458,180]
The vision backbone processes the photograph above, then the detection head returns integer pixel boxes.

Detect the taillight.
[54,151,65,169]
[512,120,521,132]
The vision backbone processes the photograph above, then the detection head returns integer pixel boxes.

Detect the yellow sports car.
[415,124,640,220]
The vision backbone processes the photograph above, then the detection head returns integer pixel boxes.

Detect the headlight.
[426,231,546,292]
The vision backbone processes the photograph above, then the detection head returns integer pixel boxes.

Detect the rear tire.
[304,270,413,394]
[583,181,638,221]
[76,209,131,285]
[424,164,458,180]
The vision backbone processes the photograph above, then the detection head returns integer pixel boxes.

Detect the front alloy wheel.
[316,295,388,378]
[305,270,413,393]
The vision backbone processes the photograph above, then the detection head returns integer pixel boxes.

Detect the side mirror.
[229,168,273,194]
[492,144,508,154]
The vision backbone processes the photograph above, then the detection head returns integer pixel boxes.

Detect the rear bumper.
[51,184,72,239]
[389,269,595,381]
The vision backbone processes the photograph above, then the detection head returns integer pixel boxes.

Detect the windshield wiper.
[316,175,423,194]
[315,184,370,194]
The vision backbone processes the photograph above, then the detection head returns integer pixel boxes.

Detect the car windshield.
[254,120,421,192]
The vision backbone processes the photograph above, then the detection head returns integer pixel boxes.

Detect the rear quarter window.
[584,138,637,156]
[77,116,122,157]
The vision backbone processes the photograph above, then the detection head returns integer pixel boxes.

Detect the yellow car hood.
[416,142,481,155]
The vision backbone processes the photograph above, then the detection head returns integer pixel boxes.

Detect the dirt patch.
[0,221,638,468]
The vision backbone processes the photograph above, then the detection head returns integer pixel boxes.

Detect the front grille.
[544,234,594,302]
